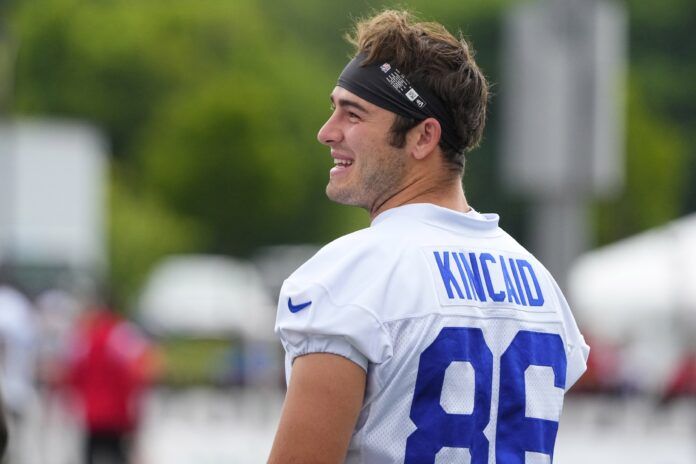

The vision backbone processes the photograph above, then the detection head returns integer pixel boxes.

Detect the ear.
[410,118,442,160]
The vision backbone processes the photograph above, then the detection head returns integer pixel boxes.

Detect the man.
[0,270,37,464]
[270,10,589,464]
[66,295,156,464]
[0,392,7,461]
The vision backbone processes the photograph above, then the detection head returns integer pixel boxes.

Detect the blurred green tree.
[7,0,695,305]
[9,0,373,305]
[594,84,687,244]
[109,173,209,308]
[590,0,694,245]
[626,0,696,215]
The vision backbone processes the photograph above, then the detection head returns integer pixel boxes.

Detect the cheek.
[351,127,386,154]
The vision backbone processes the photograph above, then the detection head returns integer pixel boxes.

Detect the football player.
[269,9,589,464]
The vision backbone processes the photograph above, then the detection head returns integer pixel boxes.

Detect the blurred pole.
[502,0,626,289]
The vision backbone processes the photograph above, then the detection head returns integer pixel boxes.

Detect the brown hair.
[346,10,489,172]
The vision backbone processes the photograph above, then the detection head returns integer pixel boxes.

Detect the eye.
[347,111,360,122]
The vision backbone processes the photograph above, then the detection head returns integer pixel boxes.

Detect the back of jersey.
[276,204,588,464]
[351,206,587,464]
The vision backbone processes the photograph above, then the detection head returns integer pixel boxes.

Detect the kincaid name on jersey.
[429,249,545,308]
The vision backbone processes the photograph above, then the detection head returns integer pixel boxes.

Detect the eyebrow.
[330,95,369,114]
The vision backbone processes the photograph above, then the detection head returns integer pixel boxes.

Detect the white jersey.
[276,203,589,464]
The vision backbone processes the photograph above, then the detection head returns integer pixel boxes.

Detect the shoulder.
[286,225,407,299]
[276,227,398,367]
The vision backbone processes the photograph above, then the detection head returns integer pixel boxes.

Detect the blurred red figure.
[66,303,156,464]
[663,351,696,401]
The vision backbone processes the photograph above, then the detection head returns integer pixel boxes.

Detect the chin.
[326,184,361,207]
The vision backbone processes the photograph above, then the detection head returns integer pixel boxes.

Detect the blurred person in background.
[661,351,696,403]
[65,290,157,464]
[0,267,38,464]
[660,311,696,406]
[270,9,589,463]
[0,391,7,461]
[36,287,82,391]
[34,287,84,464]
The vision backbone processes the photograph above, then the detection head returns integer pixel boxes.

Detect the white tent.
[568,215,696,391]
[138,255,276,339]
[569,213,696,338]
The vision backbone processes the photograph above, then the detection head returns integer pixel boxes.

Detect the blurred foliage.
[157,337,235,386]
[109,172,209,308]
[6,0,695,304]
[625,0,696,214]
[594,83,686,244]
[592,0,695,245]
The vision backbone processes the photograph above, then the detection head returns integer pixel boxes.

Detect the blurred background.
[0,0,693,462]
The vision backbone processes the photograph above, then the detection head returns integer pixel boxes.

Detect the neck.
[369,172,469,220]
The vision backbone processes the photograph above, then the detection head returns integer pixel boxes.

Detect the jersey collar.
[371,203,500,231]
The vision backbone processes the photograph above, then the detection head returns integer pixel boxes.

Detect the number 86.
[405,328,567,464]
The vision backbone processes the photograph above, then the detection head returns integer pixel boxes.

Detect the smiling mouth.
[330,158,354,177]
[334,158,354,168]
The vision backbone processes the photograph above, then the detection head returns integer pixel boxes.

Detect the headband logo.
[406,89,426,108]
[405,89,419,101]
[380,63,391,73]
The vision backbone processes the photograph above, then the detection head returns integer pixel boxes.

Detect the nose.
[317,112,343,146]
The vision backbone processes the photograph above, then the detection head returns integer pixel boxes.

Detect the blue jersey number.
[405,328,566,463]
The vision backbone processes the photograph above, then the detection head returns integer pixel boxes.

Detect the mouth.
[330,154,354,177]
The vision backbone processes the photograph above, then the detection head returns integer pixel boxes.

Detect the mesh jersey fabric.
[275,203,589,463]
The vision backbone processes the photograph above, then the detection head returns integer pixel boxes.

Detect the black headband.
[337,52,459,150]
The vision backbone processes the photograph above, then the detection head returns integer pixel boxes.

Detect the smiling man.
[269,10,589,464]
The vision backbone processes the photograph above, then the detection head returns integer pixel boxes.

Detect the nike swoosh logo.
[288,298,312,313]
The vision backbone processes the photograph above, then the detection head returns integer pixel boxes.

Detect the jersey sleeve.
[275,279,393,373]
[551,280,590,389]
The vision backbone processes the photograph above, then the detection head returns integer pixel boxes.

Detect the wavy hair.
[346,10,489,172]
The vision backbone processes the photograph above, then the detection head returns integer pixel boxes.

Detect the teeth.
[334,159,353,167]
